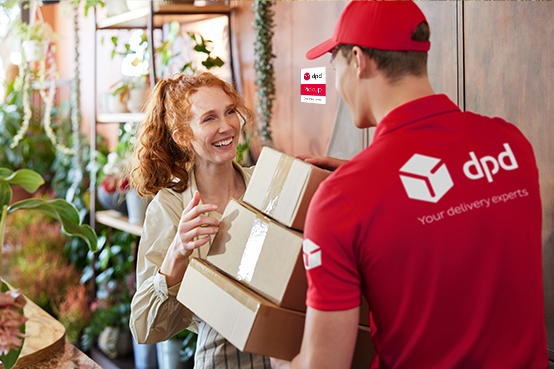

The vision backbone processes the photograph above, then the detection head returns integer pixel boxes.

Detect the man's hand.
[278,307,359,369]
[295,154,347,171]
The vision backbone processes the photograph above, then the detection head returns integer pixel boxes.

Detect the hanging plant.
[10,16,75,155]
[252,0,276,146]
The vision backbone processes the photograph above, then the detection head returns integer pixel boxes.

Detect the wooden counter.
[0,286,101,369]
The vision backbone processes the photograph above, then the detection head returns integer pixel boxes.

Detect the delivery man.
[271,1,548,368]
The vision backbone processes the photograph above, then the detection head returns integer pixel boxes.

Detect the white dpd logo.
[463,143,518,183]
[399,154,454,203]
[303,239,322,270]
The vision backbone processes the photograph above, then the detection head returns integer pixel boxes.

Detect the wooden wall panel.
[286,1,345,157]
[464,2,554,358]
[416,1,458,104]
[233,1,345,157]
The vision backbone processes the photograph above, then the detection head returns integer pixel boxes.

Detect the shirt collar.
[373,94,460,142]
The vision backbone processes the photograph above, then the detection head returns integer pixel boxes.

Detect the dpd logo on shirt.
[400,143,519,203]
[303,239,322,270]
[400,154,454,203]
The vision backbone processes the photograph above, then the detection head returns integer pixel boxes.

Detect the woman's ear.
[172,130,186,147]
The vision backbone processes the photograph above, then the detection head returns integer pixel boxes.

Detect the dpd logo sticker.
[301,67,326,104]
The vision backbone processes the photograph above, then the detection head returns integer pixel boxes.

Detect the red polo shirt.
[304,94,547,368]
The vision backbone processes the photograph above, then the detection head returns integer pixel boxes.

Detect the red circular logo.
[303,73,310,81]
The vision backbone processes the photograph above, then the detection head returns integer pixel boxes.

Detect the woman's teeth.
[213,137,233,147]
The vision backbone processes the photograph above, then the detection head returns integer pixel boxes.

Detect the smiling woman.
[128,72,271,369]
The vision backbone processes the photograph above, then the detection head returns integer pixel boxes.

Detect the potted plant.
[157,329,197,369]
[81,228,136,358]
[0,167,98,369]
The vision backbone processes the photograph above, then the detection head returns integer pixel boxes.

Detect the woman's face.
[187,86,241,167]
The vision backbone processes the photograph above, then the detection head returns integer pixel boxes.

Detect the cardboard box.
[178,258,305,360]
[177,258,376,365]
[243,147,331,231]
[207,198,307,312]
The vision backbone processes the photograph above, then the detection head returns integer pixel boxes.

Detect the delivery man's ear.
[352,46,374,80]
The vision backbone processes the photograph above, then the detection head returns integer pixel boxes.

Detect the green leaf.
[0,183,12,209]
[0,281,25,369]
[0,168,45,194]
[8,199,98,252]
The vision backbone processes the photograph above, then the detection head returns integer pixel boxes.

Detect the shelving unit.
[96,210,143,237]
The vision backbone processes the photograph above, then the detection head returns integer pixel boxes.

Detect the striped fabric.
[193,316,271,369]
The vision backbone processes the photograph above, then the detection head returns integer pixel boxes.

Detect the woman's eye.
[203,116,214,123]
[226,109,236,116]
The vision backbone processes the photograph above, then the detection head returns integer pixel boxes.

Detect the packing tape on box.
[237,216,270,283]
[192,258,259,312]
[261,154,294,216]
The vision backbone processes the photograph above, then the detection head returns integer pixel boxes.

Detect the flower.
[0,290,27,356]
[101,152,129,194]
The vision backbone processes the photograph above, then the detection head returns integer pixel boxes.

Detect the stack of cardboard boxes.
[177,147,374,366]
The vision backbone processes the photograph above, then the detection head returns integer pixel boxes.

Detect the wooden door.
[464,1,554,359]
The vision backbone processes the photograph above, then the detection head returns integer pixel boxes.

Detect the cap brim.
[306,38,338,60]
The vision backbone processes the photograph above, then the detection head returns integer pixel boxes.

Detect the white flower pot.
[127,87,150,113]
[108,94,129,114]
[22,40,46,62]
[126,1,149,11]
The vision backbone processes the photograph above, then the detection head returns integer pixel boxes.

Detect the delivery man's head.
[306,1,431,127]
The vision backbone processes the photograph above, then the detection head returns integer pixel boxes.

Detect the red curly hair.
[129,72,253,197]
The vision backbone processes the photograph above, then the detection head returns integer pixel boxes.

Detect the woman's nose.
[218,116,232,132]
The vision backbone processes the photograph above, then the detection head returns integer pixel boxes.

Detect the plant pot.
[22,40,47,62]
[126,0,149,11]
[106,0,129,16]
[157,339,192,369]
[132,335,158,369]
[97,186,128,214]
[108,94,129,114]
[98,326,133,359]
[127,87,150,113]
[126,189,151,225]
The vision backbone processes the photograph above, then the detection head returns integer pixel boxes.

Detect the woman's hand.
[160,191,219,286]
[295,154,347,171]
[270,357,290,369]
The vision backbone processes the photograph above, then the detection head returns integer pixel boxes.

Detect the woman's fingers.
[183,190,202,214]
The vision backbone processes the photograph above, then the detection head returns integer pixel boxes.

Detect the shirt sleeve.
[304,181,362,312]
[129,189,196,344]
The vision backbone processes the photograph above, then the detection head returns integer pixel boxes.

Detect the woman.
[129,72,270,368]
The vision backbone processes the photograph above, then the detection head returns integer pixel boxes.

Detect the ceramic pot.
[127,87,150,113]
[97,186,128,214]
[126,189,151,225]
[108,94,129,114]
[157,339,192,369]
[98,326,133,359]
[132,335,158,369]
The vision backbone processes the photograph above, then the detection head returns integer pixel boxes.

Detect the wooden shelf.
[96,113,145,123]
[96,210,143,237]
[97,4,231,29]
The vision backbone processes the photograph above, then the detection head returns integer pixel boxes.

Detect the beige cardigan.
[129,162,254,344]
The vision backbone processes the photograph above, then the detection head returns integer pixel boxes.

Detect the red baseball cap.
[306,1,430,60]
